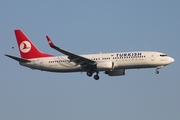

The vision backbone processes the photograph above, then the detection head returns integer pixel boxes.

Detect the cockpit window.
[160,54,167,57]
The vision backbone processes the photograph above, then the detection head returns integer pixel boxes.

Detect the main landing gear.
[87,71,99,80]
[94,74,99,80]
[87,71,93,77]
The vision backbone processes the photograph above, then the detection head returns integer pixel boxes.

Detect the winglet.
[46,36,55,47]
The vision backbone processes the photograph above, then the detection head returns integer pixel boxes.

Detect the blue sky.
[0,0,179,120]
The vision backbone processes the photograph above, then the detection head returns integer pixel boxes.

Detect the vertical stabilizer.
[14,30,53,59]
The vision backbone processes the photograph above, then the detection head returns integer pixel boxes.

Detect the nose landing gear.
[155,66,164,74]
[155,69,159,74]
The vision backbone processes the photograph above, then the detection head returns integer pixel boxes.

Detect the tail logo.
[20,41,31,53]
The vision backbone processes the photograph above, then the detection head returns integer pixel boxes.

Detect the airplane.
[5,30,174,80]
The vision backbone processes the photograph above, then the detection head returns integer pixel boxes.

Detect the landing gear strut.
[155,66,164,74]
[155,69,159,74]
[94,72,99,80]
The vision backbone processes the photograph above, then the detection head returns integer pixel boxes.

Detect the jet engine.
[96,61,114,71]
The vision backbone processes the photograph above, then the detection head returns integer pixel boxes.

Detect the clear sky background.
[0,0,179,120]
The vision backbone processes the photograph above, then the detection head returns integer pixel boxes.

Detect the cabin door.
[34,59,44,69]
[151,53,155,61]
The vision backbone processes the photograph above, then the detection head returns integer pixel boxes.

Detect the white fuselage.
[7,29,174,80]
[20,51,174,72]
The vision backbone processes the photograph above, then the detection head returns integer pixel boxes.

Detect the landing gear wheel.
[87,71,93,77]
[94,75,99,80]
[155,70,159,74]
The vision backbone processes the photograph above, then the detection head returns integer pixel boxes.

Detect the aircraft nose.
[169,57,174,63]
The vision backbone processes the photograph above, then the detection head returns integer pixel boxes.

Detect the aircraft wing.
[46,36,96,67]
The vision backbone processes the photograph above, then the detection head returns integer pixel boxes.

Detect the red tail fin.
[15,30,53,59]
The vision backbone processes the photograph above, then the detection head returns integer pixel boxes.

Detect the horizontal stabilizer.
[5,54,31,63]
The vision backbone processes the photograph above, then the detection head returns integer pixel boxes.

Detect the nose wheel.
[155,66,164,74]
[155,70,159,74]
[155,69,159,74]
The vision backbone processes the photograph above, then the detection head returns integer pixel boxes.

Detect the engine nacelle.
[105,69,125,76]
[96,61,114,71]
